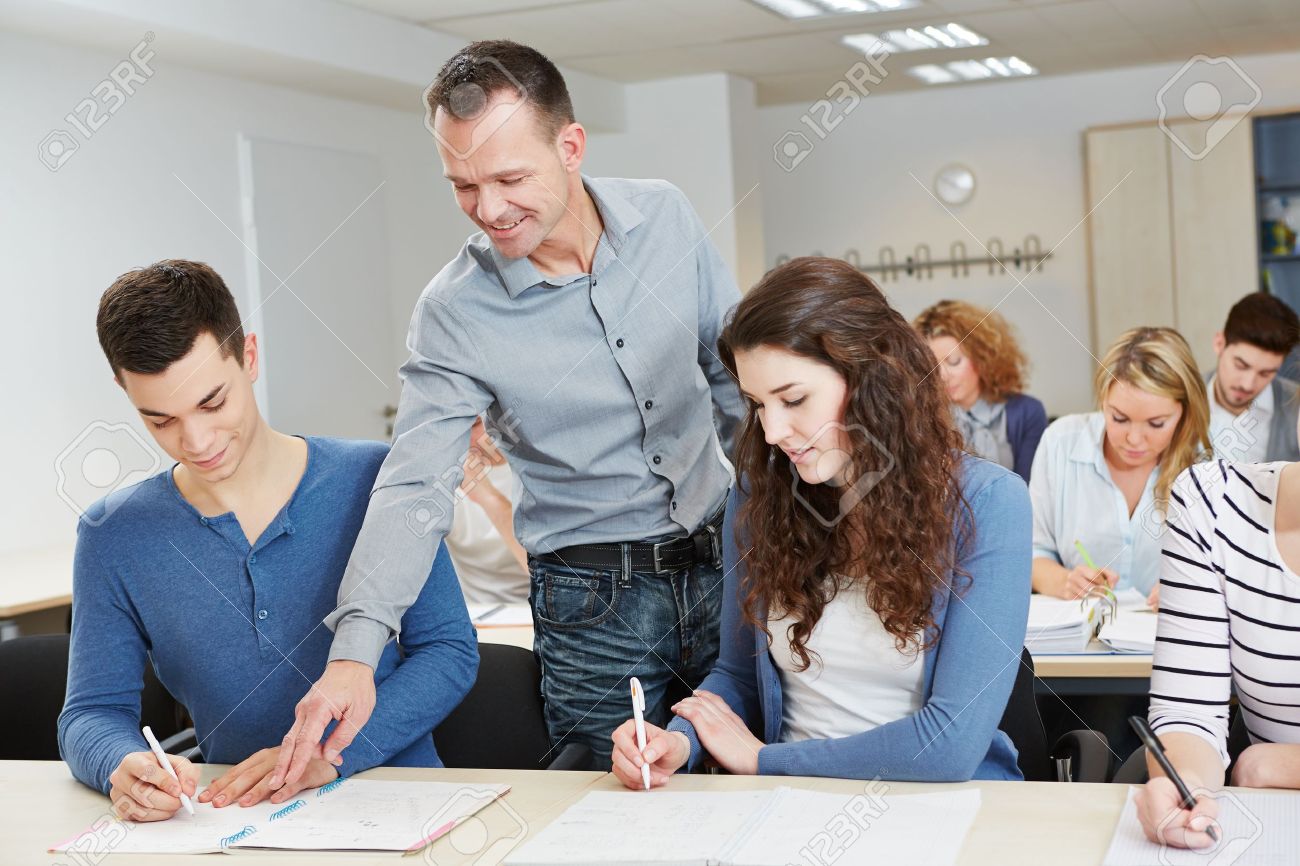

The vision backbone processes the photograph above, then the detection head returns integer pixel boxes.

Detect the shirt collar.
[1068,411,1110,477]
[488,175,646,299]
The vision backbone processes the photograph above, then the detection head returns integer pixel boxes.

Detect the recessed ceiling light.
[842,23,988,54]
[748,0,919,19]
[907,56,1038,84]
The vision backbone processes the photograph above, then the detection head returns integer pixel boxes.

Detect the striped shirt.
[1148,459,1300,765]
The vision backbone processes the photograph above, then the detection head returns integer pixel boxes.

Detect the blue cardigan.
[1005,393,1049,483]
[667,454,1032,781]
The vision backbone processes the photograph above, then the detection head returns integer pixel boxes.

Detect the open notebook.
[51,778,509,856]
[505,786,981,866]
[1104,786,1300,865]
[1028,587,1154,654]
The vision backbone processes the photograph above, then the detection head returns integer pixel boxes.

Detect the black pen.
[1129,715,1220,843]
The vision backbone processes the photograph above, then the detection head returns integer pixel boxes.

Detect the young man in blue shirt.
[58,259,477,822]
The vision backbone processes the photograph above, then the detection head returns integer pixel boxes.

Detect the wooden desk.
[1033,641,1152,696]
[2,760,1159,866]
[0,545,74,619]
[3,762,607,866]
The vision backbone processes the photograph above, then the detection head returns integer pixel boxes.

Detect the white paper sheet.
[1103,786,1300,866]
[51,778,508,856]
[505,787,981,866]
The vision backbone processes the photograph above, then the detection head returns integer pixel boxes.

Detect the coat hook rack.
[773,234,1052,281]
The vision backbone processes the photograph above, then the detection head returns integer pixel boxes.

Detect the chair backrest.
[0,633,182,761]
[433,643,556,771]
[998,647,1055,782]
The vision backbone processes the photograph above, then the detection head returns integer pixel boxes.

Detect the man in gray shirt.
[273,40,744,784]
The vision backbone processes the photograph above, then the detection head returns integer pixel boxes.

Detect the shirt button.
[671,501,678,510]
[653,455,662,465]
[616,338,624,348]
[257,609,268,620]
[644,400,654,410]
[249,555,256,564]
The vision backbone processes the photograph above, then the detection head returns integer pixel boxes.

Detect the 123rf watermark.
[38,33,157,172]
[774,45,890,173]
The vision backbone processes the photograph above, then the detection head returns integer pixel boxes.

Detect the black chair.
[434,643,591,771]
[1000,647,1111,782]
[0,633,193,761]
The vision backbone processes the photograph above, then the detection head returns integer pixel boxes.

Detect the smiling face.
[734,345,852,487]
[1101,378,1183,470]
[1213,335,1285,412]
[926,335,983,410]
[117,331,261,483]
[435,95,580,261]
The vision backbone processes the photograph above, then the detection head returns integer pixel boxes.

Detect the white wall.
[757,49,1300,417]
[585,73,766,292]
[0,29,467,554]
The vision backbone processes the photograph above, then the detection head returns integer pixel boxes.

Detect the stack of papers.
[1098,609,1157,653]
[1026,595,1092,654]
[1028,588,1155,655]
[50,779,509,855]
[504,787,981,866]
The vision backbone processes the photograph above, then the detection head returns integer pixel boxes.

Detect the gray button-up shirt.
[327,176,746,666]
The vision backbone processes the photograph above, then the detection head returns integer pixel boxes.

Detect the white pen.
[630,677,651,790]
[142,725,194,815]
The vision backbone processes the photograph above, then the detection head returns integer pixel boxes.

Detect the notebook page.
[51,795,286,856]
[1104,786,1300,866]
[722,787,980,866]
[232,780,509,851]
[504,789,773,866]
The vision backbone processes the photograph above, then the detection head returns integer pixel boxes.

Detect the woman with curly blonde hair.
[914,300,1048,482]
[609,257,1032,787]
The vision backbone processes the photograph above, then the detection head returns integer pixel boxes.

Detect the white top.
[1208,374,1273,463]
[769,583,925,742]
[1029,412,1163,594]
[444,462,529,605]
[1149,459,1300,765]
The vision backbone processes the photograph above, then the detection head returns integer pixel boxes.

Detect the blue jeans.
[528,554,724,770]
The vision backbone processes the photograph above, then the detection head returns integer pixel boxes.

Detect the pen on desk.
[630,677,651,790]
[476,604,506,624]
[1128,716,1219,843]
[142,725,194,816]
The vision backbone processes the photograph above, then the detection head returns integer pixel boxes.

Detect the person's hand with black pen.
[1132,716,1223,849]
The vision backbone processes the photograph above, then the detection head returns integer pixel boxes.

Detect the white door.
[238,136,396,441]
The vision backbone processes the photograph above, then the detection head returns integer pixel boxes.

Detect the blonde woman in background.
[1029,327,1211,610]
[914,300,1048,483]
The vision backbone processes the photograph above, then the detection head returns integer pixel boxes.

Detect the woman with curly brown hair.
[914,300,1048,483]
[609,257,1032,785]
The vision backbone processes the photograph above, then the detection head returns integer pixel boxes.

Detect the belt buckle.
[652,541,666,574]
[703,522,722,567]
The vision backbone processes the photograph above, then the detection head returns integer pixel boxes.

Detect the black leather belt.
[534,501,726,574]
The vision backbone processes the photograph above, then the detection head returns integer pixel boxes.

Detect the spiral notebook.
[1104,786,1300,865]
[504,786,981,866]
[51,778,509,856]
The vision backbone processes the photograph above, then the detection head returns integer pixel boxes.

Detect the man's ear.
[556,121,586,173]
[243,333,260,384]
[1212,332,1226,357]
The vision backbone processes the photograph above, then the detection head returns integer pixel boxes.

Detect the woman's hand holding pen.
[610,720,689,789]
[1136,774,1219,849]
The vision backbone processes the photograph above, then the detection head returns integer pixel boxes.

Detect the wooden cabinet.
[1085,118,1257,370]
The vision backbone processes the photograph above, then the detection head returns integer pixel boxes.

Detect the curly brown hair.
[912,300,1029,402]
[718,257,973,671]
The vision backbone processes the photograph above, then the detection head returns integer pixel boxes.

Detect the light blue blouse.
[1028,412,1162,594]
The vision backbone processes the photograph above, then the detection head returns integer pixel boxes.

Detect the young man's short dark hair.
[425,39,574,139]
[96,259,244,378]
[1223,292,1300,356]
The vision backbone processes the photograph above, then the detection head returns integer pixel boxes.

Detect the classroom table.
[5,759,1148,866]
[0,545,74,619]
[1032,642,1152,696]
